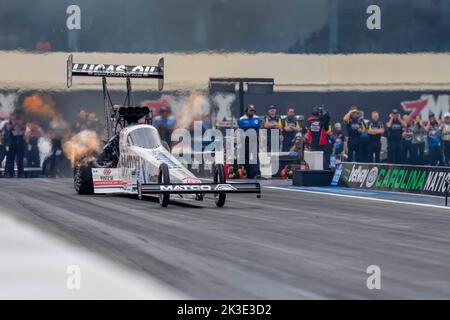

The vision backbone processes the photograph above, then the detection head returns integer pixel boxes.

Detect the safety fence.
[332,162,450,197]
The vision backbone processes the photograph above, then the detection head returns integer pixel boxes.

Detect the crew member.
[0,115,9,175]
[306,106,330,168]
[306,106,330,151]
[263,105,282,152]
[282,107,302,152]
[331,123,346,161]
[343,106,363,162]
[442,113,450,165]
[72,109,88,133]
[153,106,176,147]
[237,105,262,179]
[5,110,26,178]
[386,108,406,164]
[426,112,443,166]
[367,111,385,163]
[401,115,413,164]
[25,122,43,167]
[411,114,426,165]
[48,113,69,177]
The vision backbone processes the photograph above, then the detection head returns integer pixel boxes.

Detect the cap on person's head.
[392,108,399,114]
[267,105,277,111]
[334,122,342,129]
[429,111,435,118]
[444,112,450,119]
[312,105,322,116]
[160,106,169,113]
[246,104,256,112]
[349,106,358,111]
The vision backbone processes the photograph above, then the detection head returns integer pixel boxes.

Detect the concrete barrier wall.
[1,51,450,91]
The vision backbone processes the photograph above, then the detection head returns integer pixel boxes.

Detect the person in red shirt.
[306,106,331,168]
[306,106,330,151]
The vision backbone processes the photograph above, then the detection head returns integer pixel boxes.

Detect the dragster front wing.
[141,183,261,197]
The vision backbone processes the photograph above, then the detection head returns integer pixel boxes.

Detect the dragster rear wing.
[142,183,261,198]
[66,54,164,90]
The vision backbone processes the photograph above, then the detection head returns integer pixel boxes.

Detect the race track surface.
[1,178,449,299]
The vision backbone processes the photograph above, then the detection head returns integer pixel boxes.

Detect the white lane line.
[265,186,450,211]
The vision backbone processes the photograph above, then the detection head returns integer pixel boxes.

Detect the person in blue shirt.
[153,106,176,147]
[331,123,346,160]
[237,105,262,131]
[237,105,262,179]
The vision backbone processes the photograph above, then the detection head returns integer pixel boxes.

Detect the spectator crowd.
[2,100,450,179]
[0,109,102,178]
[236,104,450,170]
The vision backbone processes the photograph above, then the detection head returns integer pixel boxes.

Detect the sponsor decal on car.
[158,184,237,192]
[213,184,237,191]
[151,151,181,169]
[72,63,161,78]
[183,178,202,184]
[160,185,213,191]
[93,180,126,187]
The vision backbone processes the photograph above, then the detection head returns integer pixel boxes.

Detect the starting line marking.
[265,186,450,211]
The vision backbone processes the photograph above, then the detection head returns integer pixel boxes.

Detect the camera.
[312,105,329,119]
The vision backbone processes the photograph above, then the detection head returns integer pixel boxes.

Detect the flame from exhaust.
[23,93,56,119]
[63,130,102,167]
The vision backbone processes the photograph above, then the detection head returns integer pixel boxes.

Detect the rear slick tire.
[73,163,94,195]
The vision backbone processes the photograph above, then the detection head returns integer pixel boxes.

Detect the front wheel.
[137,180,143,200]
[213,164,226,207]
[158,163,170,207]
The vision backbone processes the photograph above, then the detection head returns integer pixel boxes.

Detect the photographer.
[386,109,406,164]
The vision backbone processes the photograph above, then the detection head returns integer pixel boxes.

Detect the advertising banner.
[332,162,450,197]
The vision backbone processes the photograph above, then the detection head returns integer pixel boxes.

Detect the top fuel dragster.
[67,55,261,207]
